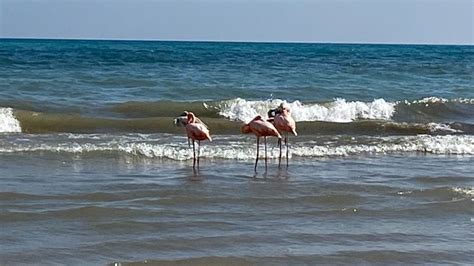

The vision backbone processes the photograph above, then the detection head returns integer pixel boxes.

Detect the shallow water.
[1,152,473,265]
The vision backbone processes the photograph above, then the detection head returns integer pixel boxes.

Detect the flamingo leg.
[286,134,289,168]
[188,138,191,148]
[254,137,259,172]
[278,137,282,168]
[192,139,196,168]
[264,136,267,172]
[197,140,201,168]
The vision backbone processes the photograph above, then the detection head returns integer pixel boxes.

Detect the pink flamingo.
[242,115,282,172]
[185,112,212,168]
[174,111,208,147]
[273,103,297,168]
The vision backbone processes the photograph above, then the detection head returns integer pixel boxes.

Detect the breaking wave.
[452,187,474,197]
[217,98,395,123]
[1,134,472,160]
[217,97,474,123]
[0,107,21,133]
[2,97,473,134]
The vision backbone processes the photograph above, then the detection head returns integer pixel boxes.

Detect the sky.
[0,0,473,44]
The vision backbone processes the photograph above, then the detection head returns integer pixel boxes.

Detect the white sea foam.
[0,134,472,160]
[292,135,474,157]
[0,108,22,133]
[427,123,463,133]
[412,97,449,104]
[403,97,474,105]
[218,98,395,123]
[452,187,474,197]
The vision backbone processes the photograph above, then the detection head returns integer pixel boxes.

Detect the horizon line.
[1,37,473,46]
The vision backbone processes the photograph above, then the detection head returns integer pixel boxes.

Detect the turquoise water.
[0,39,473,265]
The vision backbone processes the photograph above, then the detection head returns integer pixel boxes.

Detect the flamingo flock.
[175,103,297,172]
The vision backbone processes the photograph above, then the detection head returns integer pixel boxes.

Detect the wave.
[4,109,474,135]
[394,97,474,123]
[108,257,258,266]
[108,97,472,126]
[395,187,474,200]
[1,97,473,134]
[1,134,473,159]
[216,97,474,123]
[290,135,474,157]
[218,98,396,123]
[408,97,474,105]
[1,206,147,222]
[452,187,474,197]
[0,108,21,133]
[109,100,220,118]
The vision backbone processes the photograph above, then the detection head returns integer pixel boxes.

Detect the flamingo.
[174,111,208,147]
[242,115,282,172]
[273,103,297,168]
[185,112,212,168]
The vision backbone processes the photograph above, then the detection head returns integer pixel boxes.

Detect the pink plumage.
[242,116,281,138]
[274,109,297,136]
[242,115,281,172]
[185,112,212,169]
[272,104,297,168]
[186,114,212,142]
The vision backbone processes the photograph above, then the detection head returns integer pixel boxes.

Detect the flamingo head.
[173,111,189,127]
[267,108,280,118]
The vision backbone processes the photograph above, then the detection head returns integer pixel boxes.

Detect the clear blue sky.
[1,0,472,44]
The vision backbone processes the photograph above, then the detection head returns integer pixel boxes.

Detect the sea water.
[0,39,473,265]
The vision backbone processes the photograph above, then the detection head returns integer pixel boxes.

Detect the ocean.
[0,39,473,265]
